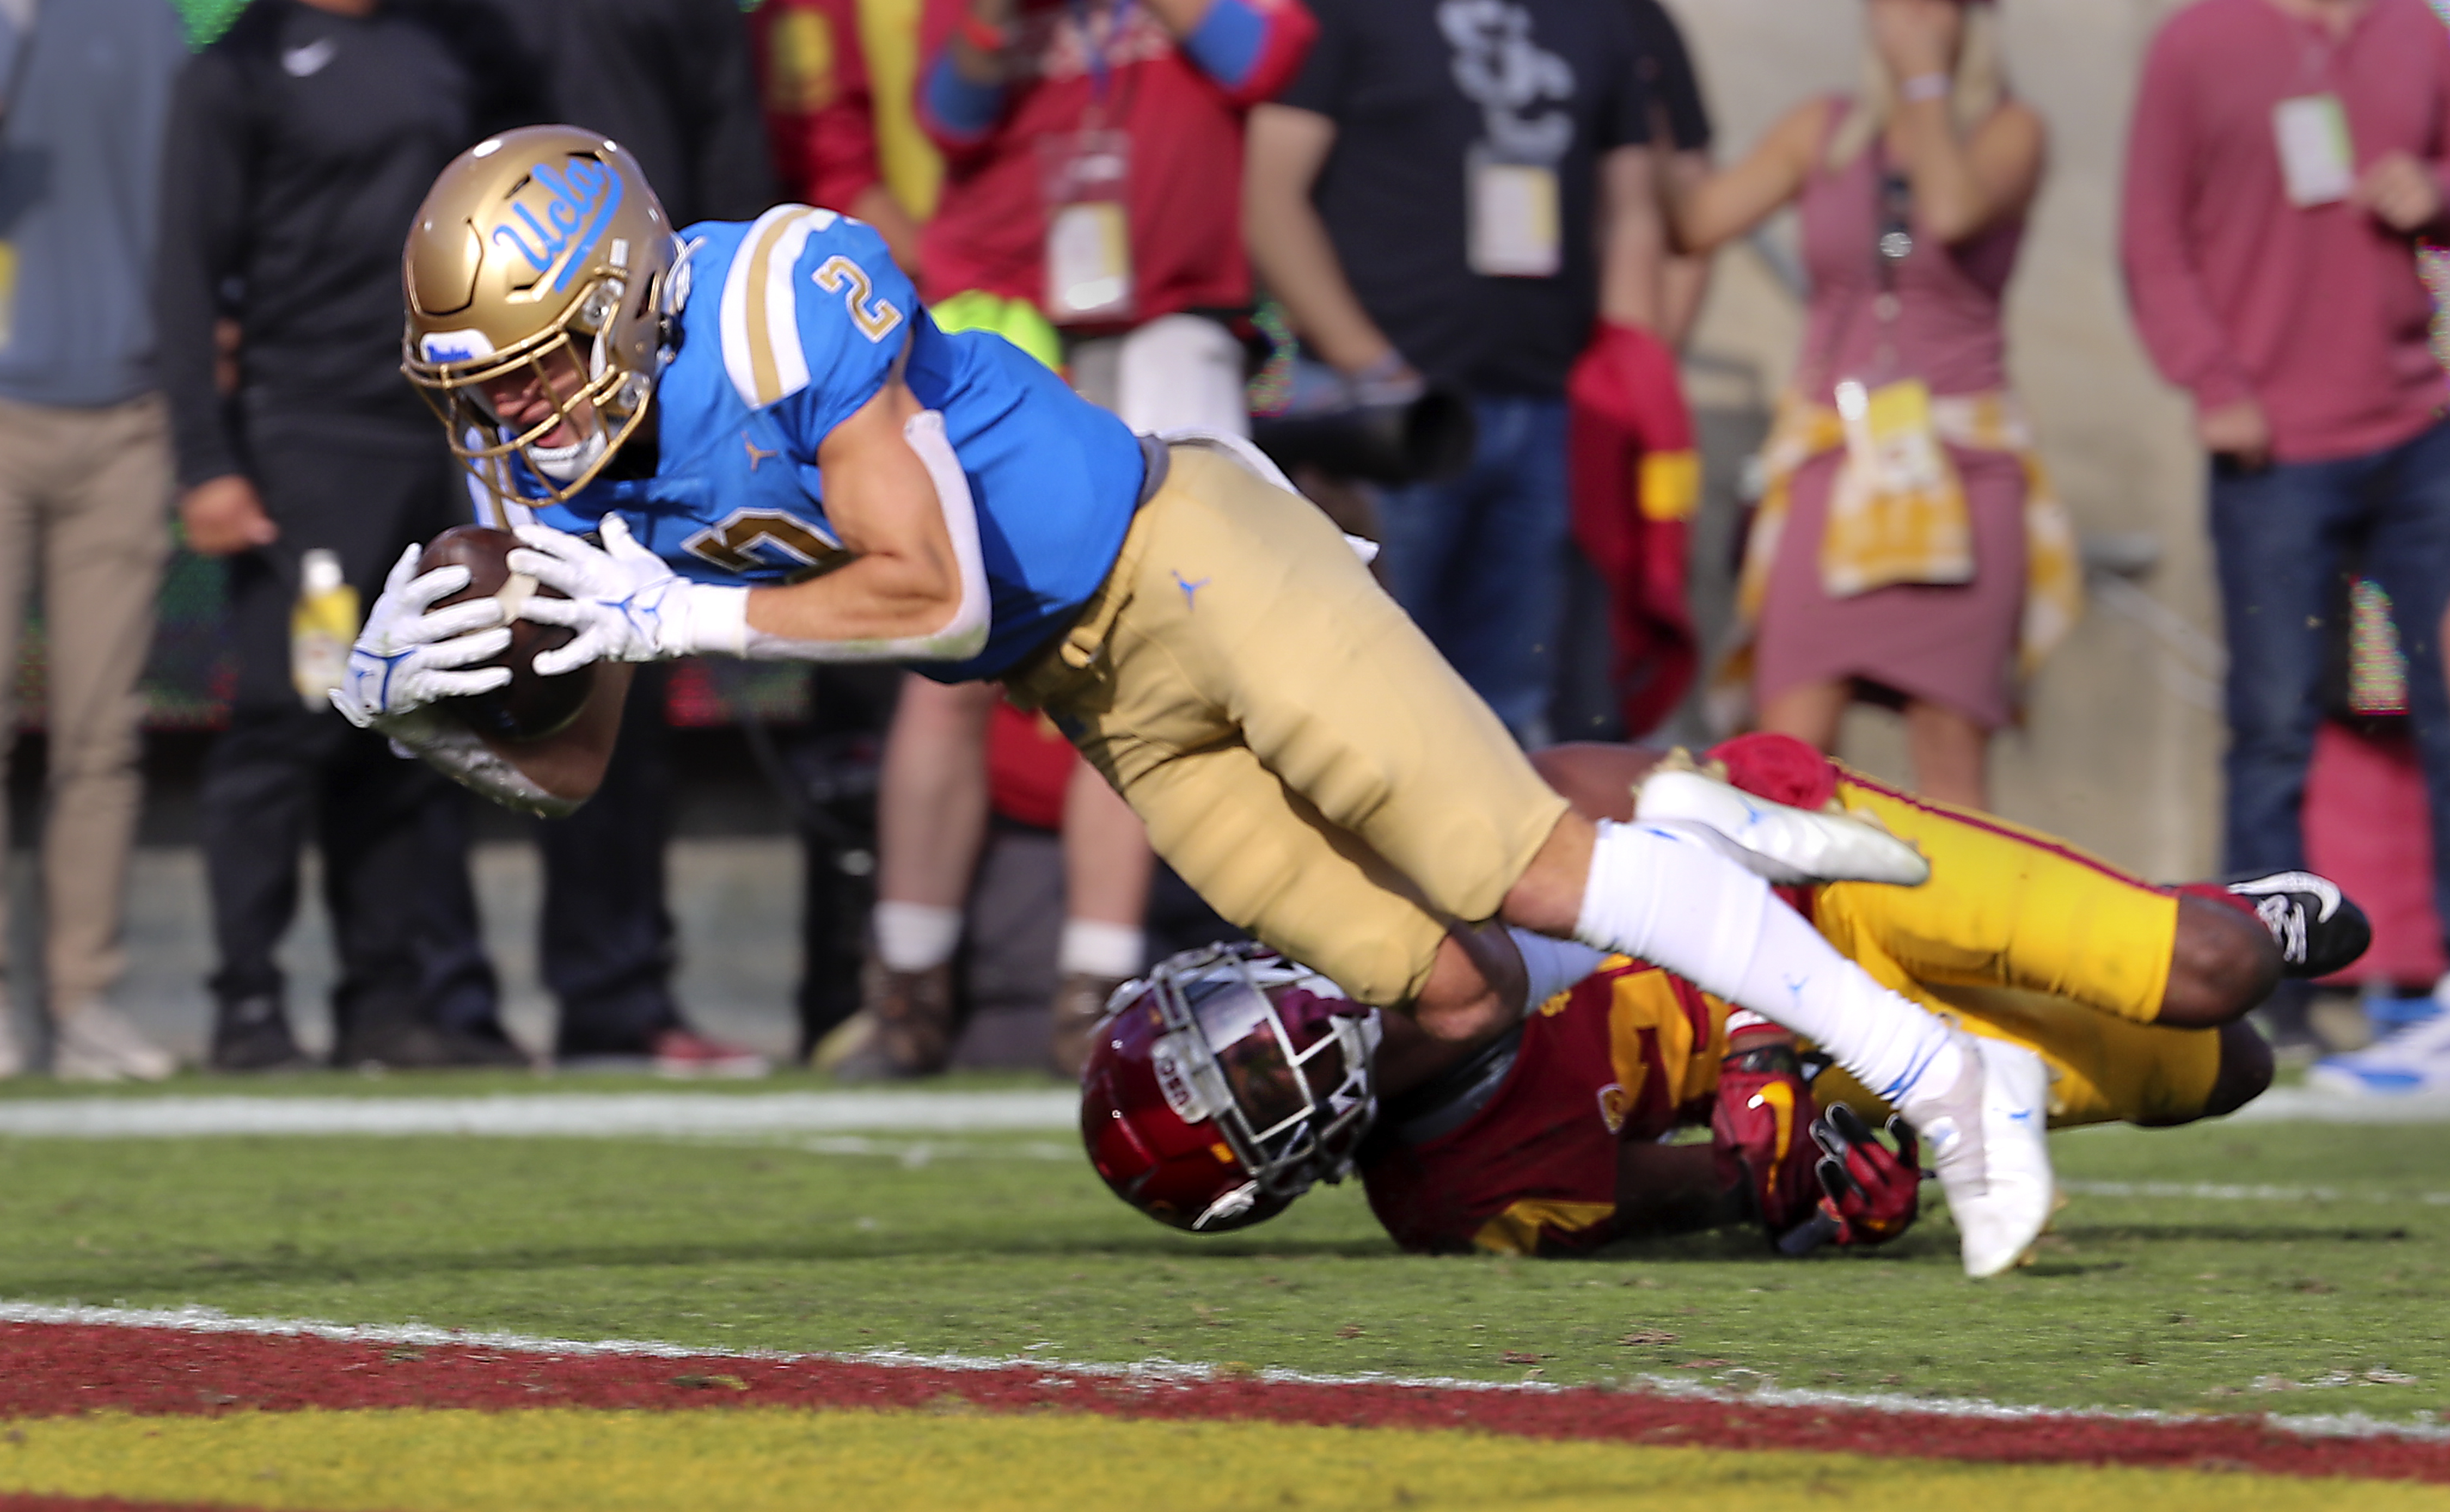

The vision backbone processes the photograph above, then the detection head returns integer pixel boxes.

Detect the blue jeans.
[2210,417,2450,946]
[1374,396,1570,740]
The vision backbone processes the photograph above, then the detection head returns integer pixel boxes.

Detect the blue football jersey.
[483,206,1147,682]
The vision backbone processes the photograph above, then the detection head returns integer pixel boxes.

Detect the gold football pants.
[1003,444,1571,1007]
[1807,775,2220,1126]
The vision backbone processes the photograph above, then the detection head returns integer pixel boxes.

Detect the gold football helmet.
[401,125,682,504]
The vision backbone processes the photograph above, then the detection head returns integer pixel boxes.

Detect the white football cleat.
[1896,1032,2054,1279]
[1633,768,1931,887]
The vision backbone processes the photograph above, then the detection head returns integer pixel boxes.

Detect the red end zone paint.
[0,1490,248,1499]
[0,1324,2442,1484]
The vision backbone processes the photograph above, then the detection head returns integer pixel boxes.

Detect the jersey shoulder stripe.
[718,204,843,409]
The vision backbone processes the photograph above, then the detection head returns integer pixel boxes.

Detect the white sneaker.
[1634,768,1931,887]
[0,1011,21,1079]
[1896,1032,2054,1279]
[2308,1003,2450,1097]
[52,1004,176,1083]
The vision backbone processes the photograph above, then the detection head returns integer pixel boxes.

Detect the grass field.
[0,1073,2443,1421]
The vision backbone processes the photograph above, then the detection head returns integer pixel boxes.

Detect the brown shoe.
[1048,971,1130,1081]
[834,958,956,1080]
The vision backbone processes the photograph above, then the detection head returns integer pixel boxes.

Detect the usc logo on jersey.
[1595,1082,1630,1135]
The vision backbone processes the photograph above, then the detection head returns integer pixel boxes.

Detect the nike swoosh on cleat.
[2230,871,2342,922]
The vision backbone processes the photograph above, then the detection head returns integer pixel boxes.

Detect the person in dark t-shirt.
[1244,0,1664,742]
[156,0,538,1072]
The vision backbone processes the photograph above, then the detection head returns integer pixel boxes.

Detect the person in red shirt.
[839,0,1315,1084]
[2121,0,2450,1081]
[751,0,924,271]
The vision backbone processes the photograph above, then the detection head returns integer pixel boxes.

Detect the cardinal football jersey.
[1358,960,1732,1258]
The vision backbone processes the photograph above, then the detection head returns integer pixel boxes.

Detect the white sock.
[874,901,962,973]
[1571,820,1963,1103]
[1505,929,1608,1015]
[1058,919,1145,980]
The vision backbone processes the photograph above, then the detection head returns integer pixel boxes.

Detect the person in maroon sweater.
[2120,0,2450,1070]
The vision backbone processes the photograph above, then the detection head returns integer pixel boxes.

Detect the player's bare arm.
[739,379,967,645]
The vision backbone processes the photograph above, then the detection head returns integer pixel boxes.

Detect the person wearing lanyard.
[1662,0,2063,815]
[2122,0,2450,1097]
[829,0,1314,1082]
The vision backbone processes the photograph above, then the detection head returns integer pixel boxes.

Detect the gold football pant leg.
[1005,445,1570,1006]
[1815,985,2226,1129]
[1811,773,2180,1024]
[1802,771,2219,1126]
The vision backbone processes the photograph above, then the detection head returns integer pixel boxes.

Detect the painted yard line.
[1,1300,2442,1445]
[0,1091,1080,1139]
[2229,1087,2450,1123]
[0,1085,2441,1138]
[2060,1180,2450,1206]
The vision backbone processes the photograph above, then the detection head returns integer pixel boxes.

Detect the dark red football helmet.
[1081,942,1383,1233]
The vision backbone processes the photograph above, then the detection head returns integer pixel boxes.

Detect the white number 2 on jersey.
[813,255,903,344]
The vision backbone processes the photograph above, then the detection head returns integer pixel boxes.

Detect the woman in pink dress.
[1668,0,2051,809]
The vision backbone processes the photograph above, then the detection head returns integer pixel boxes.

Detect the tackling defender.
[1082,735,2361,1256]
[354,126,2054,1273]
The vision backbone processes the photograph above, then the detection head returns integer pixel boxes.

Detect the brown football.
[418,525,596,743]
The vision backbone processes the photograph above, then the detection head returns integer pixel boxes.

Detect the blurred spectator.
[822,0,1313,1083]
[1667,0,2071,810]
[156,0,534,1070]
[1552,0,1716,744]
[749,0,922,1061]
[754,0,924,268]
[1245,0,1664,744]
[0,0,188,1079]
[416,0,780,1077]
[2122,0,2450,1079]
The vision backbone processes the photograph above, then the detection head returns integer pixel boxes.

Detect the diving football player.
[347,126,2052,1274]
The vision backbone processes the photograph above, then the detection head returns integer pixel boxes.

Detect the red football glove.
[1711,1027,1824,1243]
[1800,1103,1924,1250]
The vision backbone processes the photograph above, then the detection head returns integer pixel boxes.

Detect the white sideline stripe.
[2230,1087,2450,1123]
[0,1300,2443,1445]
[2062,1180,2450,1206]
[0,1092,1080,1140]
[0,1085,2439,1140]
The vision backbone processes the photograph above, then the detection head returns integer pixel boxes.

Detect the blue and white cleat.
[2308,988,2450,1097]
[1634,767,1931,888]
[1896,1031,2054,1279]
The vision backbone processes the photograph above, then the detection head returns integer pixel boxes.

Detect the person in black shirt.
[412,0,781,1077]
[1245,0,1666,745]
[157,0,536,1070]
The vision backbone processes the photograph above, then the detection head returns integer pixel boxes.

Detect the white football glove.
[330,544,511,730]
[507,516,746,672]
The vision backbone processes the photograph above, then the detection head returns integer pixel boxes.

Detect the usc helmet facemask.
[401,125,682,505]
[1080,943,1382,1233]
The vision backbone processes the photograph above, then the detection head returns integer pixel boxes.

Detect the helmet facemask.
[1137,944,1384,1225]
[406,271,660,505]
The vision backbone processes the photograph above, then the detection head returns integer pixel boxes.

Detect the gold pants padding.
[1003,445,1571,1006]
